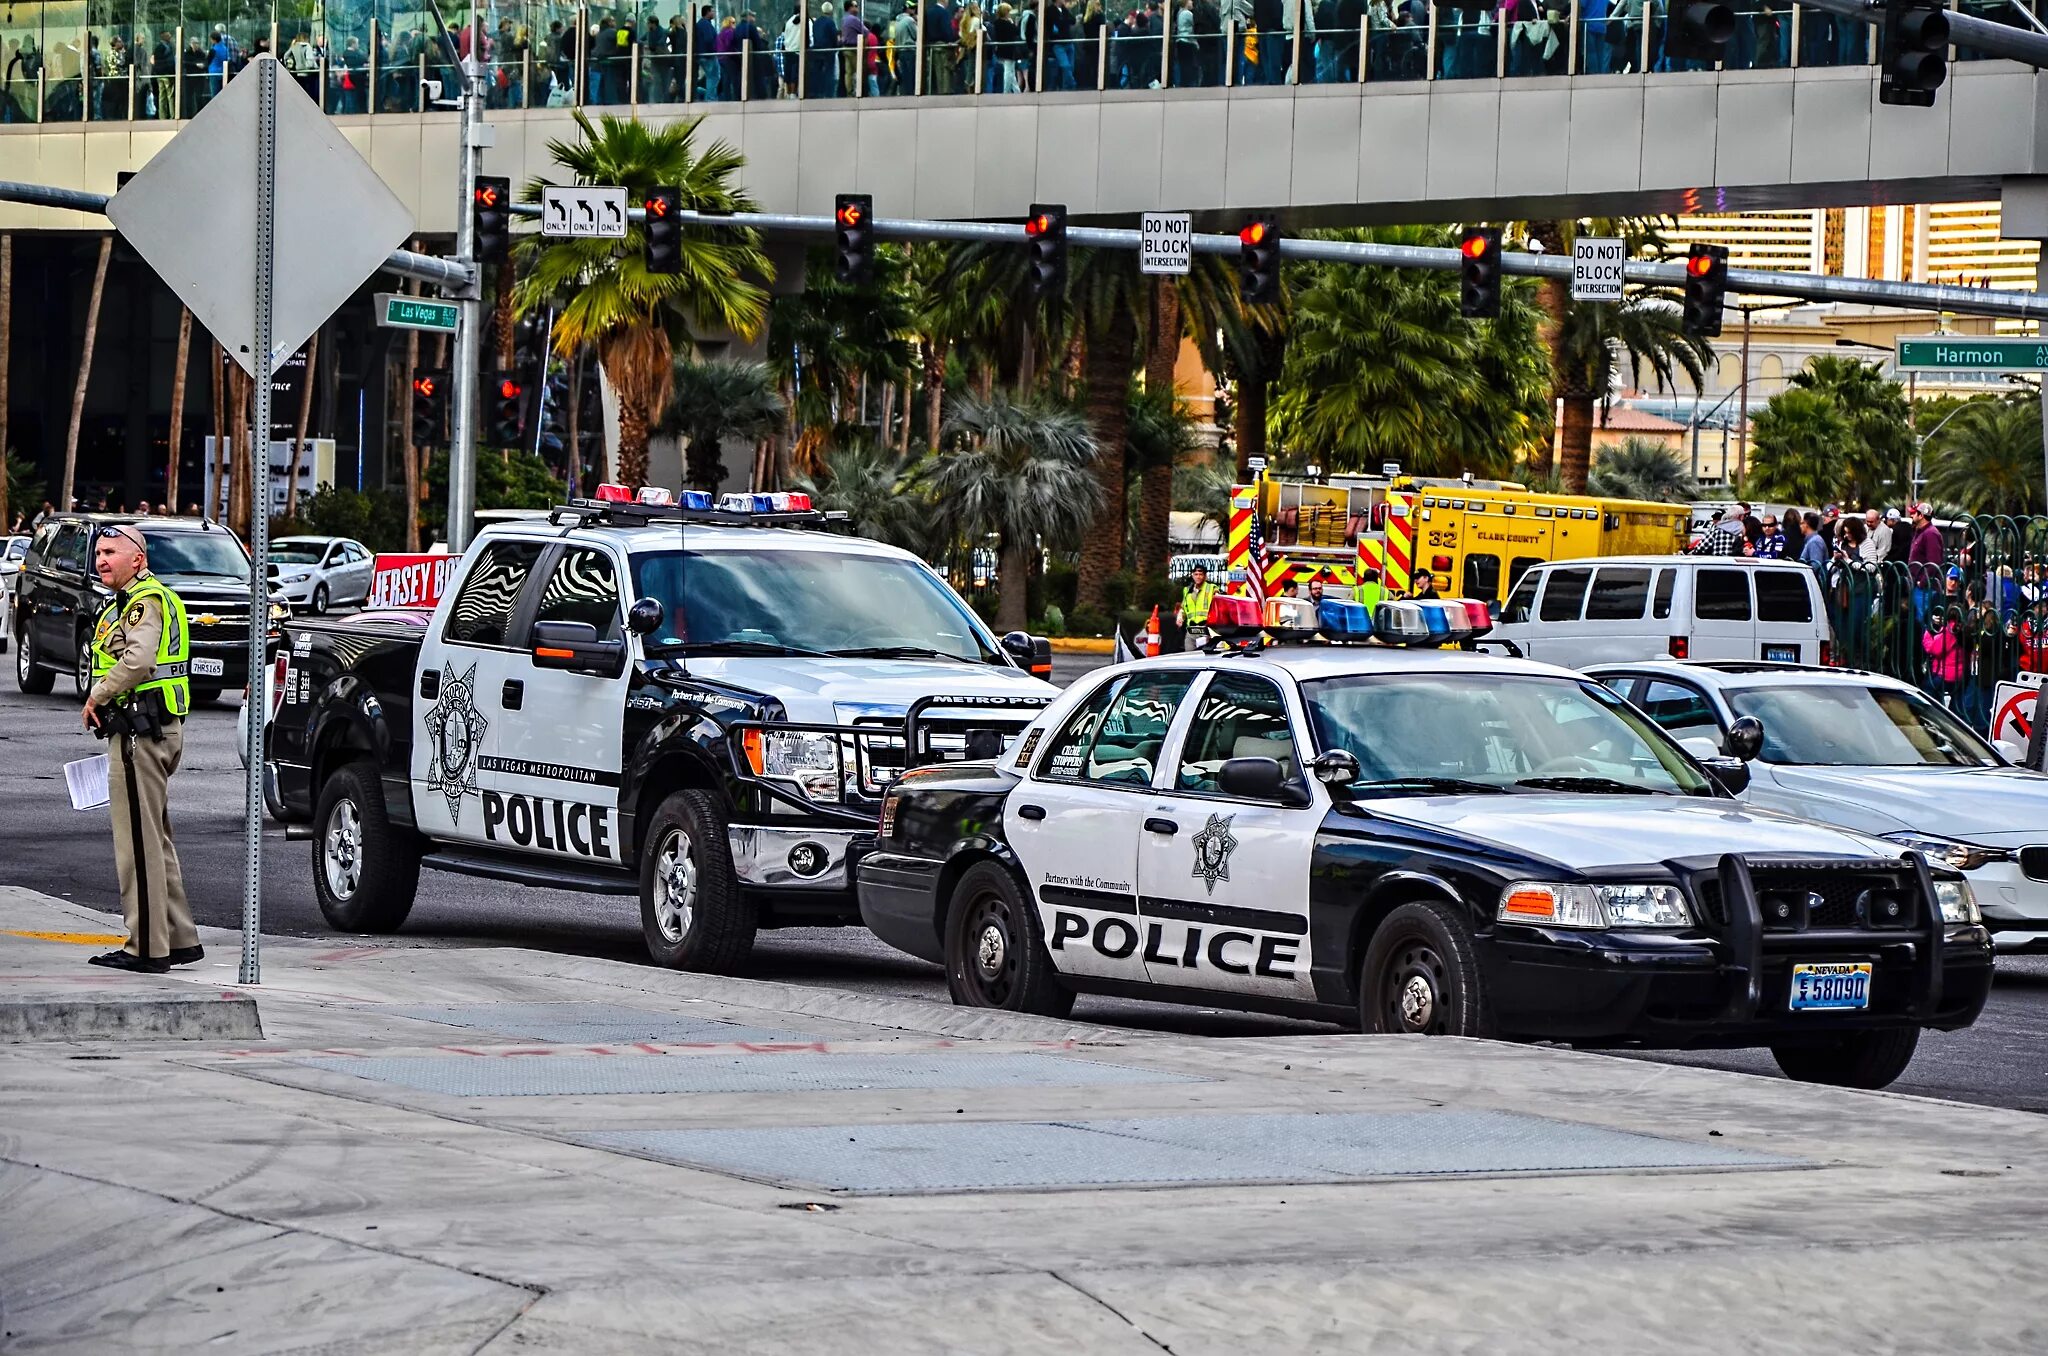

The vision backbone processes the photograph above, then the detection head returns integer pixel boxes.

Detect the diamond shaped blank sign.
[108,55,415,378]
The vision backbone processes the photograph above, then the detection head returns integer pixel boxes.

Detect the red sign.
[368,553,457,610]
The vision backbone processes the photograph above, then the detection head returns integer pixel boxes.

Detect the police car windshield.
[1725,684,1998,767]
[140,529,251,579]
[1302,672,1711,796]
[630,548,1002,663]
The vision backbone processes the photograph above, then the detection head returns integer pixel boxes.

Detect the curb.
[0,990,264,1043]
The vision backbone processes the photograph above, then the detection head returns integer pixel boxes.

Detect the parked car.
[1492,556,1831,668]
[0,534,28,654]
[11,514,284,703]
[1590,660,2048,953]
[269,536,375,614]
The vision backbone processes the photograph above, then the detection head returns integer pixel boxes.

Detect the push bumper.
[726,824,874,890]
[1486,853,1995,1047]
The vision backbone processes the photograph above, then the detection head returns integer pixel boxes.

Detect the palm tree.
[165,306,192,512]
[1587,436,1700,503]
[769,245,917,476]
[1269,227,1550,476]
[919,393,1103,633]
[1553,288,1710,495]
[1128,386,1200,575]
[1749,387,1855,505]
[1926,399,2044,517]
[794,443,921,548]
[59,235,112,512]
[1788,355,1915,505]
[515,113,771,488]
[0,234,10,532]
[659,357,785,491]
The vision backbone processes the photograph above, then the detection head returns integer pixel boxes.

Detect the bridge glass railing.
[1364,8,1424,81]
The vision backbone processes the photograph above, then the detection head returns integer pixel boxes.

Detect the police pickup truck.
[270,488,1054,971]
[859,612,1991,1089]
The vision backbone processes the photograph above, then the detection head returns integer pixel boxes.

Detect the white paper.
[65,755,110,811]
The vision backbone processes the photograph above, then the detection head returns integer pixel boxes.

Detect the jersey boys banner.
[368,554,457,609]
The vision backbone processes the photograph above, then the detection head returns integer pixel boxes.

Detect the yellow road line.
[3,930,129,945]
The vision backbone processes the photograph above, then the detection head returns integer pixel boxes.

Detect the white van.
[1492,556,1832,667]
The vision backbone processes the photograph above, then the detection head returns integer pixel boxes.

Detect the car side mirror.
[1698,756,1751,796]
[1001,629,1053,678]
[1725,716,1765,762]
[627,597,664,635]
[1218,756,1309,805]
[1309,748,1360,787]
[532,620,626,677]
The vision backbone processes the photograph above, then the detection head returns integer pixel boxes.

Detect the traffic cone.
[1145,605,1161,658]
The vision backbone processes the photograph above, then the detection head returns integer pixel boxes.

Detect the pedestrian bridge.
[0,3,2040,233]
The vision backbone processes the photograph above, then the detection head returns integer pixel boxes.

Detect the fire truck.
[1226,472,1690,603]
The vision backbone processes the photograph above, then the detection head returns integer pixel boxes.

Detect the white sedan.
[1589,660,2048,953]
[269,536,374,615]
[0,533,26,653]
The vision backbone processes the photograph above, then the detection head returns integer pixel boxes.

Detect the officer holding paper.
[80,523,200,973]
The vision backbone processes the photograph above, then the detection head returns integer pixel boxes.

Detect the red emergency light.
[594,483,636,502]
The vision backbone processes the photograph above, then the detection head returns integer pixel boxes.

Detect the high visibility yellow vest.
[1181,581,1217,624]
[91,572,191,718]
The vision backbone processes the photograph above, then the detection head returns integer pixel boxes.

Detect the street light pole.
[446,10,486,553]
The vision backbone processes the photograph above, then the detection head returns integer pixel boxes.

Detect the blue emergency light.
[678,490,714,510]
[1316,598,1374,642]
[1372,598,1494,646]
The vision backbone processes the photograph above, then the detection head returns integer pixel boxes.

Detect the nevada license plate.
[1763,644,1799,663]
[1790,962,1872,1012]
[192,657,225,677]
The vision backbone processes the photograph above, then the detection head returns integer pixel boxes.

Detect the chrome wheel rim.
[324,799,363,900]
[15,633,29,681]
[652,828,697,944]
[75,641,91,695]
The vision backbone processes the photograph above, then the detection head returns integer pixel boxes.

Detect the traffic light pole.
[1796,0,2048,67]
[446,10,487,554]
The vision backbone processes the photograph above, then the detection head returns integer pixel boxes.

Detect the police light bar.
[593,483,635,502]
[636,487,674,506]
[1206,594,1264,638]
[1262,596,1319,639]
[1317,597,1375,642]
[1372,598,1494,646]
[678,490,715,510]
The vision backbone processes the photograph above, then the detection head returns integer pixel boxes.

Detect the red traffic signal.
[1687,251,1715,277]
[413,375,438,399]
[497,377,523,400]
[474,181,500,209]
[835,199,865,228]
[645,194,671,219]
[1461,232,1492,260]
[1026,212,1054,237]
[1240,220,1269,247]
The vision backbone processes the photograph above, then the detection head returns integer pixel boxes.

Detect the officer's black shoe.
[168,946,205,967]
[88,950,171,974]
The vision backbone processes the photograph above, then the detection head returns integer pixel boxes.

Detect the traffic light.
[1682,244,1728,338]
[486,372,528,447]
[643,185,681,275]
[1458,227,1501,319]
[1880,0,1949,107]
[410,370,448,448]
[473,175,510,264]
[1238,216,1280,306]
[834,193,874,286]
[1663,0,1733,63]
[1024,203,1068,301]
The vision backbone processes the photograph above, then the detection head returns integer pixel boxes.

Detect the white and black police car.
[858,600,1992,1089]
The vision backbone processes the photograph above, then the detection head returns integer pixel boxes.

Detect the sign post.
[1571,237,1626,302]
[1139,211,1192,275]
[107,54,414,984]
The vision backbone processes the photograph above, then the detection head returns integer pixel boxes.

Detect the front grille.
[1691,864,1918,933]
[2020,846,2048,883]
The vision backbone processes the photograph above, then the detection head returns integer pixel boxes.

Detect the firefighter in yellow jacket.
[80,523,201,973]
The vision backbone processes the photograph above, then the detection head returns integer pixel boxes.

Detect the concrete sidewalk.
[3,884,2046,1355]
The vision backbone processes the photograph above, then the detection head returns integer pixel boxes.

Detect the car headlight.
[1499,881,1692,930]
[741,729,842,802]
[1883,832,2012,874]
[1933,877,1980,924]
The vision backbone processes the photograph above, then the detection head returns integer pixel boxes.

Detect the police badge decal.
[1190,812,1239,895]
[424,662,488,823]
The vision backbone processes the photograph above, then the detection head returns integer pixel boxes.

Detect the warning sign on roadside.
[1572,237,1626,302]
[1991,674,2042,760]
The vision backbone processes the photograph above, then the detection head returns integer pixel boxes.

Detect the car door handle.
[501,679,524,710]
[419,669,439,699]
[1144,817,1179,836]
[1017,804,1046,821]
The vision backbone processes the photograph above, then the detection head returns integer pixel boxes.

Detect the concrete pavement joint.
[1052,1272,1177,1354]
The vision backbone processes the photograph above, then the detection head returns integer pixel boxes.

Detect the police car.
[271,487,1055,971]
[858,602,1992,1089]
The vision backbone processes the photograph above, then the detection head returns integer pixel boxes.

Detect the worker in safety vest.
[1175,565,1217,651]
[1355,568,1384,613]
[81,523,200,973]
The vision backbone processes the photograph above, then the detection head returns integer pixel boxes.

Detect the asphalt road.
[9,647,2048,1107]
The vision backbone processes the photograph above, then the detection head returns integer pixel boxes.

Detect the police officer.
[1175,565,1217,651]
[81,523,201,974]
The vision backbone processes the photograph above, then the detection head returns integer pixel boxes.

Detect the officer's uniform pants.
[108,721,197,958]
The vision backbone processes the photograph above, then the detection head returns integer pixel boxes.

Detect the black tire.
[14,626,53,694]
[311,758,420,933]
[191,685,223,706]
[944,861,1075,1018]
[1360,898,1494,1037]
[1770,1028,1921,1090]
[310,583,329,615]
[638,789,754,973]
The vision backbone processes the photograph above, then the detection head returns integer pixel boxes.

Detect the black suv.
[11,514,283,704]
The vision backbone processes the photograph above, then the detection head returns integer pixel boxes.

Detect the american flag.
[1243,503,1269,609]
